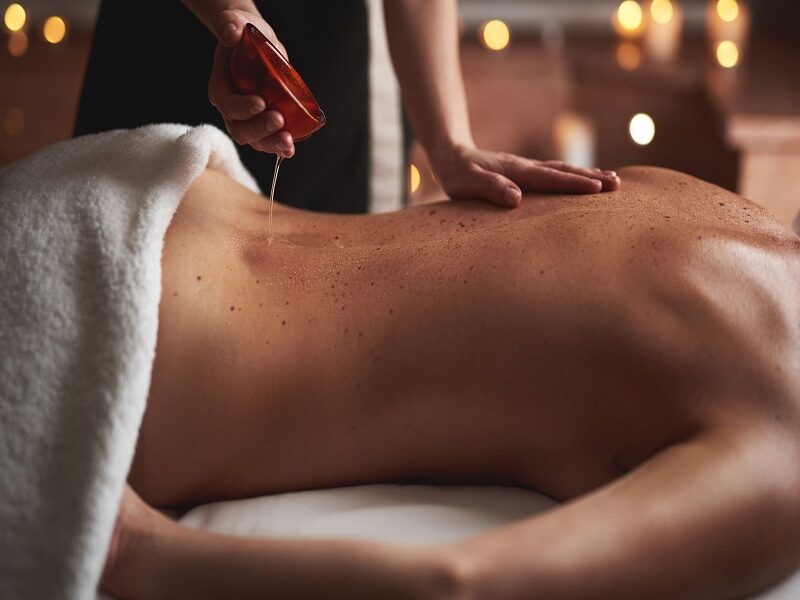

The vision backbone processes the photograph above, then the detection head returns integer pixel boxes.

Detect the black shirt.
[75,0,370,213]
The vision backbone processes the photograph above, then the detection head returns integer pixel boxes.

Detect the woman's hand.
[205,7,295,158]
[430,144,621,209]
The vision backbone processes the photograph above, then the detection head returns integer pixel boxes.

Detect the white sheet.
[181,484,800,599]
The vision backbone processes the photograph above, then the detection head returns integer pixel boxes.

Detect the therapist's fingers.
[502,156,603,194]
[541,161,621,192]
[225,110,284,145]
[212,9,289,58]
[215,93,267,122]
[251,131,295,158]
[209,44,266,120]
[449,166,521,208]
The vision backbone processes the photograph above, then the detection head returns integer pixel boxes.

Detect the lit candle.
[706,0,750,60]
[613,1,646,40]
[554,112,596,169]
[480,19,510,52]
[43,16,67,44]
[645,0,684,63]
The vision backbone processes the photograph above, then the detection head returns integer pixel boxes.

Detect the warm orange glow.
[650,0,674,24]
[3,108,25,136]
[3,3,25,32]
[616,41,642,70]
[480,19,510,51]
[716,0,740,22]
[716,40,739,67]
[617,1,644,31]
[410,164,421,194]
[43,16,66,44]
[7,30,27,56]
[629,113,655,145]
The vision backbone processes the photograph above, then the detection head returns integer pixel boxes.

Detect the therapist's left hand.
[430,144,621,209]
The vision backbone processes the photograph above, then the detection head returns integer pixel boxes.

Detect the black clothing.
[75,1,370,213]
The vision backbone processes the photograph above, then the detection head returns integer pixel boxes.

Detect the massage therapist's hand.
[430,144,621,209]
[185,1,295,158]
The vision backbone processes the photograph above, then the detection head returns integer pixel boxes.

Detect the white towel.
[0,124,257,600]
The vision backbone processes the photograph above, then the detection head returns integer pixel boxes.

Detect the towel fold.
[0,124,258,599]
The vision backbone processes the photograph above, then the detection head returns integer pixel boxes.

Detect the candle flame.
[650,0,674,24]
[716,40,740,68]
[617,1,644,31]
[716,0,740,22]
[410,164,421,194]
[3,3,25,32]
[43,16,66,44]
[481,20,510,51]
[629,113,655,146]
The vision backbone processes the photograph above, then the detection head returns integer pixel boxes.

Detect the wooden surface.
[0,33,92,167]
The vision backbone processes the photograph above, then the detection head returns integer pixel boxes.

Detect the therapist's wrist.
[426,136,476,176]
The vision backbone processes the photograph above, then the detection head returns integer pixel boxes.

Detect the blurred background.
[1,0,799,223]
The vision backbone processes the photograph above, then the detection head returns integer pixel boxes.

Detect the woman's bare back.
[130,166,800,509]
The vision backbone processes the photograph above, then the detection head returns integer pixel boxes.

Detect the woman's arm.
[104,423,800,599]
[102,486,460,600]
[450,424,800,599]
[383,0,620,207]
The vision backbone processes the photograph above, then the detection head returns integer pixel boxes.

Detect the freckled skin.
[129,166,800,598]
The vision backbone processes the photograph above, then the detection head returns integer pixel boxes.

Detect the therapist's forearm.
[384,0,475,159]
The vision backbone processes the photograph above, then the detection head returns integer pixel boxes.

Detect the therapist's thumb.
[213,10,245,47]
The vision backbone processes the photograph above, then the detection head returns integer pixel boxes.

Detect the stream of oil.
[267,154,283,245]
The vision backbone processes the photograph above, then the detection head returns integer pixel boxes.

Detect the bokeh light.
[43,16,66,44]
[716,0,740,23]
[481,19,510,51]
[650,0,674,24]
[3,3,26,32]
[716,40,739,68]
[3,108,25,136]
[616,41,642,71]
[629,113,655,145]
[7,30,27,56]
[409,164,421,194]
[617,1,644,32]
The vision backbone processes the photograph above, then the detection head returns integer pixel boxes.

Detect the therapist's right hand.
[207,8,295,158]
